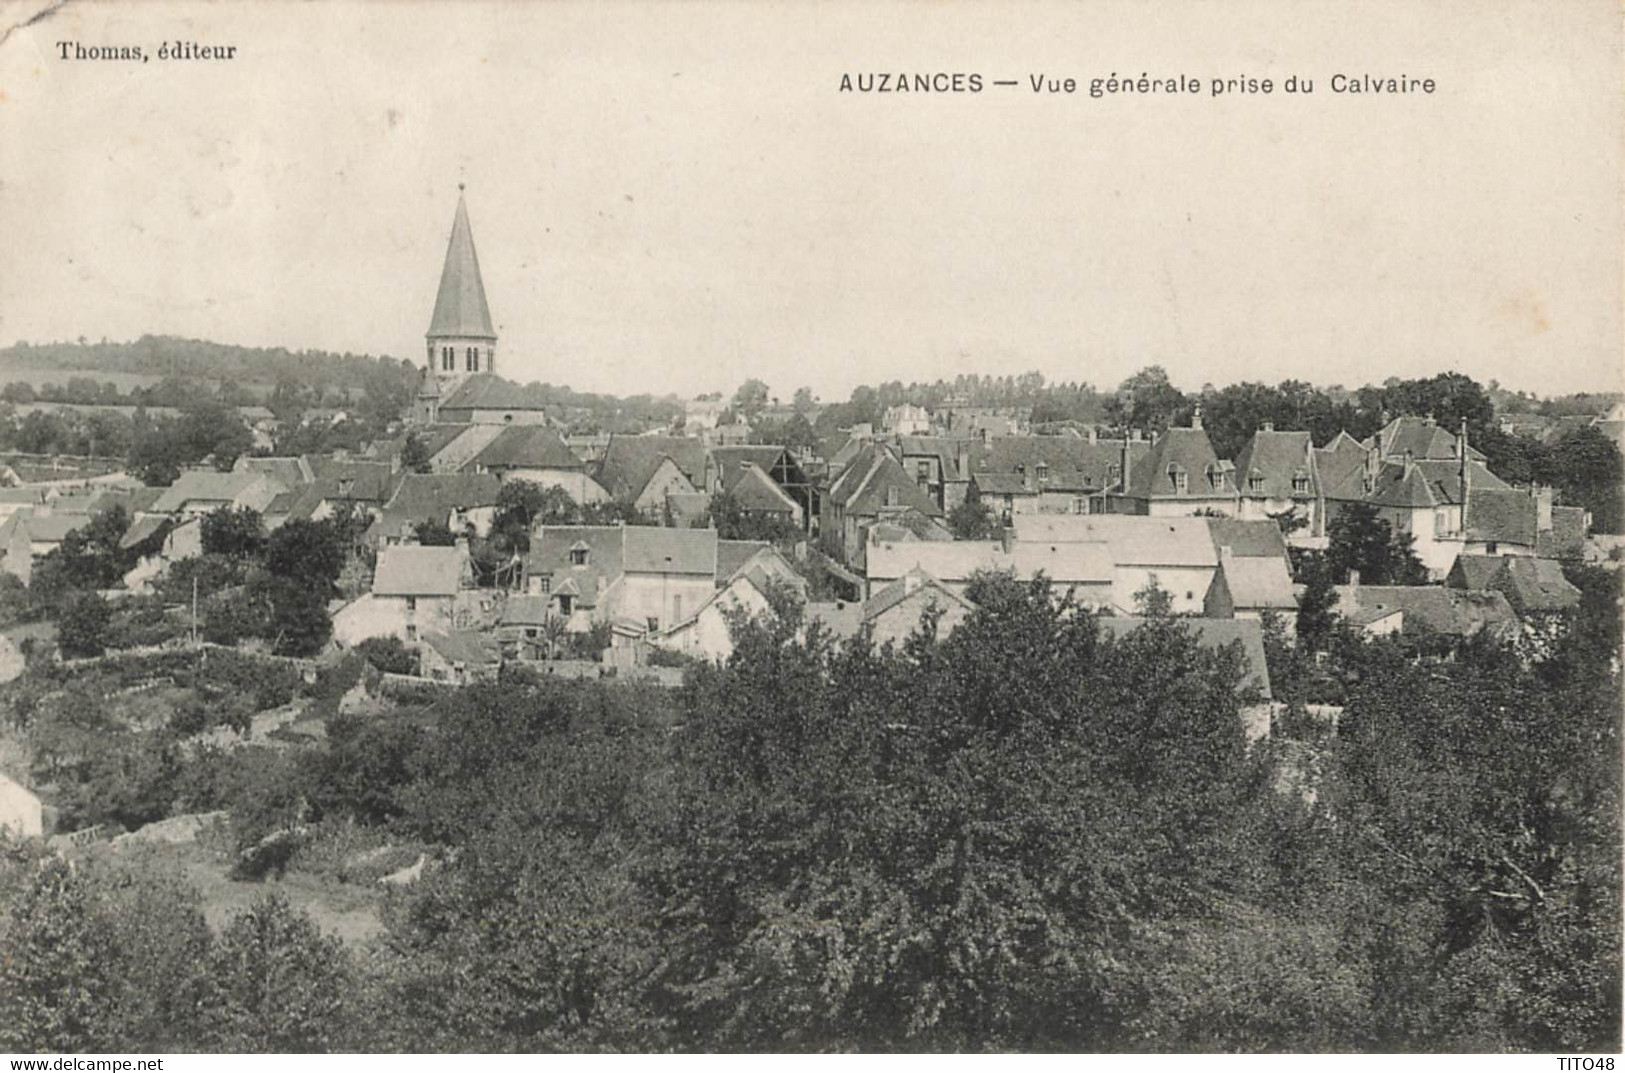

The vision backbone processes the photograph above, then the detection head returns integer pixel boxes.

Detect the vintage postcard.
[0,0,1619,1060]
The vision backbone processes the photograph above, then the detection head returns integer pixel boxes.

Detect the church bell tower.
[417,185,497,422]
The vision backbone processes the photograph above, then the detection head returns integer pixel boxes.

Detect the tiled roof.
[729,465,800,514]
[427,193,496,339]
[596,435,708,501]
[500,594,552,626]
[1208,518,1289,559]
[421,629,500,667]
[235,456,312,488]
[1464,489,1537,547]
[1234,430,1317,499]
[862,569,977,621]
[1217,555,1298,609]
[865,538,1114,586]
[24,513,88,544]
[150,472,264,514]
[471,425,581,470]
[622,526,718,576]
[1010,515,1219,568]
[1343,585,1517,637]
[373,545,467,597]
[1095,616,1273,700]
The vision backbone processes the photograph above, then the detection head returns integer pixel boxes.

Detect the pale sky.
[0,0,1619,402]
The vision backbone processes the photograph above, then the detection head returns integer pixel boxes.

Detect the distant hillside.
[0,335,415,393]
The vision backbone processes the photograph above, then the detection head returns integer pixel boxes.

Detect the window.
[466,346,478,372]
[916,461,931,480]
[558,594,574,616]
[405,625,417,642]
[1248,475,1264,493]
[405,596,417,612]
[1291,473,1310,495]
[1168,466,1188,494]
[1486,541,1499,555]
[441,346,454,371]
[569,547,588,566]
[1036,463,1049,483]
[673,595,683,621]
[525,627,538,639]
[538,576,551,594]
[647,616,660,633]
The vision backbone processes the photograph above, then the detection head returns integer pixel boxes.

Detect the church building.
[415,187,555,426]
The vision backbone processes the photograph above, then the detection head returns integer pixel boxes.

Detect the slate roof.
[1464,489,1538,547]
[150,472,265,514]
[717,539,773,583]
[623,526,719,575]
[1207,518,1289,559]
[665,492,711,526]
[471,425,581,470]
[1234,430,1317,499]
[373,545,467,597]
[971,472,1035,496]
[1371,416,1486,463]
[438,375,555,414]
[1364,459,1509,509]
[1124,426,1233,499]
[596,435,708,502]
[307,458,397,499]
[1095,616,1273,700]
[975,436,1149,493]
[427,193,496,339]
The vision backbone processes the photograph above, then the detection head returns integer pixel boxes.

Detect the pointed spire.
[427,191,496,340]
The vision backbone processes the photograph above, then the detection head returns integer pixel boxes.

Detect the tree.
[128,429,183,486]
[265,518,347,592]
[55,506,132,591]
[400,431,434,475]
[58,591,111,657]
[1105,365,1188,433]
[0,858,122,1052]
[356,635,418,676]
[1294,550,1340,649]
[1325,502,1428,585]
[201,506,266,559]
[704,489,799,543]
[198,894,353,1051]
[947,497,1000,540]
[412,517,459,547]
[792,386,815,415]
[731,378,770,419]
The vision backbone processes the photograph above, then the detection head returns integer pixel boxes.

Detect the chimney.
[1535,485,1553,532]
[1120,436,1133,494]
[956,443,971,482]
[1348,568,1360,593]
[904,571,922,595]
[1001,527,1015,554]
[1087,426,1098,445]
[1021,466,1033,493]
[1191,404,1204,431]
[1424,413,1436,427]
[1403,449,1415,473]
[1262,420,1274,432]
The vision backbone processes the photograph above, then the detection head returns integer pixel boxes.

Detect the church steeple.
[423,185,497,399]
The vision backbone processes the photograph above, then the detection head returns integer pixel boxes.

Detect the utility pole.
[191,574,199,648]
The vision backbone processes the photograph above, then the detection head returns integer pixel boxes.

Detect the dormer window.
[569,546,589,567]
[1035,463,1049,483]
[1291,472,1310,495]
[1248,474,1264,493]
[1168,465,1188,494]
[1205,463,1222,491]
